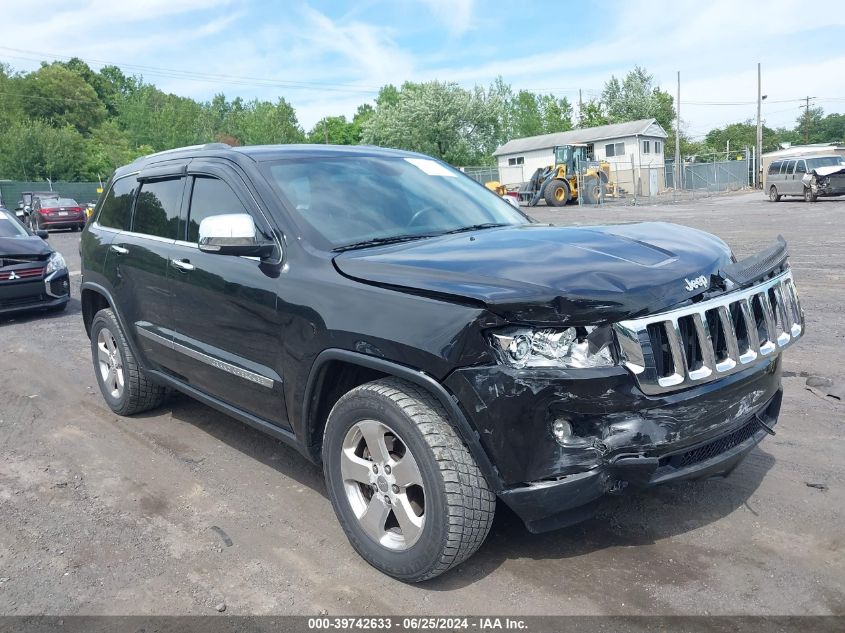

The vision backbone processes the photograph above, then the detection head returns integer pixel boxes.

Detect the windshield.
[554,146,570,164]
[806,156,845,169]
[261,156,528,249]
[0,210,30,238]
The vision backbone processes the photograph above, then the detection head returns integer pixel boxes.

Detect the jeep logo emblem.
[683,275,709,292]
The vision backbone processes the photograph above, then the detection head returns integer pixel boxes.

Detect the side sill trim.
[137,326,275,389]
[145,369,300,450]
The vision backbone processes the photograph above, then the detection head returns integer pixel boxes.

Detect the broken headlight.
[489,325,616,369]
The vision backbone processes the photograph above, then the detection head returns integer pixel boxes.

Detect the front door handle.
[110,245,128,255]
[170,258,195,272]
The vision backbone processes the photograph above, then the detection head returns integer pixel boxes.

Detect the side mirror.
[36,230,49,240]
[198,213,275,258]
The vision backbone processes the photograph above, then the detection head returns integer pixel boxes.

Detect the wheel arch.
[80,283,143,368]
[302,349,503,492]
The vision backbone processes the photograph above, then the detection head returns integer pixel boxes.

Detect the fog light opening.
[551,419,573,445]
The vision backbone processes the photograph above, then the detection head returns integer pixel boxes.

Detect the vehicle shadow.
[143,391,327,496]
[425,448,775,590]
[149,391,776,589]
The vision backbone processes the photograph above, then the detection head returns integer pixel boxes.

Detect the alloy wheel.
[96,327,125,399]
[340,420,425,550]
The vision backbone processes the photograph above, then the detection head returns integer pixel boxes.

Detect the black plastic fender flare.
[303,348,503,492]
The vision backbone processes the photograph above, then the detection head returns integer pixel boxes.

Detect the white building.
[493,118,669,195]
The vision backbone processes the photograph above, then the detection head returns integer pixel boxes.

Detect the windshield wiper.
[441,222,509,235]
[333,234,436,252]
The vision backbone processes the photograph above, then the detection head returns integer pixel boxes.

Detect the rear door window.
[782,160,794,175]
[795,160,807,174]
[97,177,137,231]
[132,178,184,239]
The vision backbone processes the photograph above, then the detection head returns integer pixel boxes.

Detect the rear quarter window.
[97,177,137,230]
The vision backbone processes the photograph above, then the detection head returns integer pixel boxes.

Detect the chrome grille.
[614,270,803,394]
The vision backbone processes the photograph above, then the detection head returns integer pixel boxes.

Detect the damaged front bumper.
[444,355,783,533]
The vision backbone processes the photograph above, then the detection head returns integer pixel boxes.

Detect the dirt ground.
[0,191,843,616]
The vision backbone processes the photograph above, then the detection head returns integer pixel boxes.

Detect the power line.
[0,46,381,94]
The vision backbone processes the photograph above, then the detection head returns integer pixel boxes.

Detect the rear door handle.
[170,258,195,272]
[110,245,129,255]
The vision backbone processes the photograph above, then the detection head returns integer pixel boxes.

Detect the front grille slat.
[614,270,803,395]
[0,267,45,281]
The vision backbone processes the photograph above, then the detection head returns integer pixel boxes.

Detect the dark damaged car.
[80,144,804,582]
[0,207,70,315]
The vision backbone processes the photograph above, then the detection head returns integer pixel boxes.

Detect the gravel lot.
[0,191,843,616]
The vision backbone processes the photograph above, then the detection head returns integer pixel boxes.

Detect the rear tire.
[769,185,781,202]
[543,179,570,207]
[803,186,817,203]
[323,378,495,582]
[582,176,605,204]
[90,308,167,416]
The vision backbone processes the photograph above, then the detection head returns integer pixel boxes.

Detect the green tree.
[362,81,501,165]
[233,98,304,145]
[539,94,573,133]
[511,91,543,137]
[307,115,356,144]
[600,66,675,132]
[705,120,781,154]
[0,119,86,180]
[350,104,375,143]
[20,64,107,134]
[579,99,608,128]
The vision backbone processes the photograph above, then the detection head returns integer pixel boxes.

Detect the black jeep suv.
[80,144,803,581]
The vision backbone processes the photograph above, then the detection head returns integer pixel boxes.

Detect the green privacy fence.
[0,181,103,208]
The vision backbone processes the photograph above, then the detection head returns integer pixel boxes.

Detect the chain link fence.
[0,181,103,209]
[461,149,753,209]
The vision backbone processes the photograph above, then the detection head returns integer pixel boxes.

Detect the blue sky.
[2,0,844,139]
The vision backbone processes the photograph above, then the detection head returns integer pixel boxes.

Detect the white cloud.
[0,0,841,134]
[419,0,474,35]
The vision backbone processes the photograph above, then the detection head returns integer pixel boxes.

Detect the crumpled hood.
[0,236,52,260]
[334,222,734,324]
[810,165,845,177]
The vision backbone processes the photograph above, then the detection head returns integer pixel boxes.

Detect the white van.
[768,155,845,202]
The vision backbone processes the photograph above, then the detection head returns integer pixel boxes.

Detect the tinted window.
[97,177,136,230]
[782,161,794,175]
[795,161,806,174]
[186,177,250,243]
[768,161,782,175]
[133,178,183,239]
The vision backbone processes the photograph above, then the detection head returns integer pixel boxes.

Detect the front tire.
[769,185,781,202]
[803,186,817,203]
[543,179,570,207]
[90,308,167,416]
[323,378,495,582]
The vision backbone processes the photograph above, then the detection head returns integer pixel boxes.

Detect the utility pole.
[801,96,816,144]
[756,62,762,188]
[675,71,681,190]
[578,89,583,127]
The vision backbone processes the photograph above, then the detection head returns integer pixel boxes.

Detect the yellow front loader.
[520,144,613,207]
